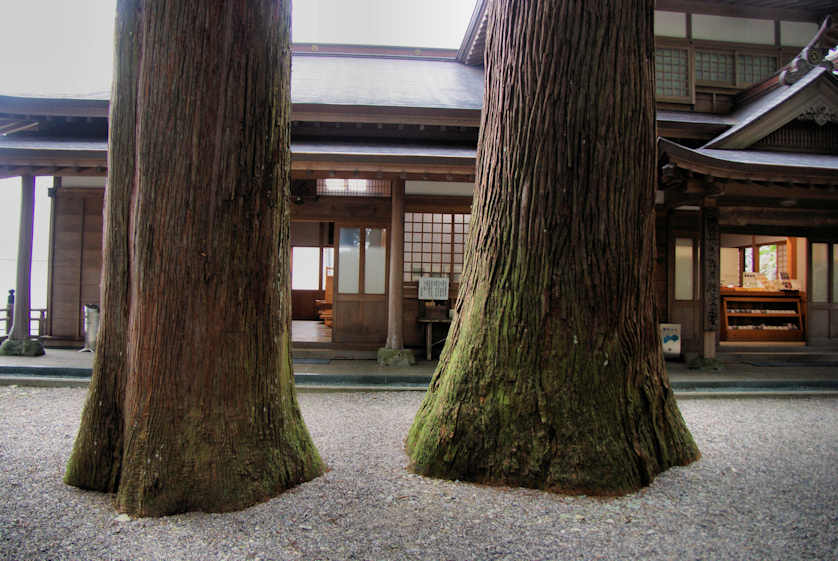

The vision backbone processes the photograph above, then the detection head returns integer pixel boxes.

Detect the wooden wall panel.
[291,197,390,223]
[402,298,423,347]
[333,299,387,344]
[290,222,322,246]
[292,289,325,320]
[47,188,104,342]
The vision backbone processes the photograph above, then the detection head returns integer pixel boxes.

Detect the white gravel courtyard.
[1,387,836,561]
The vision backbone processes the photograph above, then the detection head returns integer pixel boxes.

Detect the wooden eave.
[654,0,829,22]
[0,143,477,182]
[290,104,481,127]
[703,67,838,149]
[0,146,107,179]
[0,95,108,118]
[292,43,458,60]
[660,138,838,185]
[456,0,488,66]
[290,144,476,181]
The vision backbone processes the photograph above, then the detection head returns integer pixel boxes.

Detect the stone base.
[685,352,722,371]
[377,348,416,367]
[0,338,46,357]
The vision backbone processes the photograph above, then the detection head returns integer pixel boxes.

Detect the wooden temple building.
[0,0,836,359]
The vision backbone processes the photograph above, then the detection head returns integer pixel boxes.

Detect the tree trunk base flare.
[0,338,45,356]
[377,348,416,367]
[112,370,324,516]
[406,288,700,495]
[64,0,324,517]
[406,0,700,495]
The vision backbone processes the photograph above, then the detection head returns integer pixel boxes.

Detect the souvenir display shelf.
[720,290,804,341]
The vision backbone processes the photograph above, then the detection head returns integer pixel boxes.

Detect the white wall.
[780,21,820,47]
[653,10,820,48]
[692,14,775,45]
[655,11,687,38]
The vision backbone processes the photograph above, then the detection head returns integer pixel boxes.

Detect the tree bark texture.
[407,0,699,495]
[65,0,323,516]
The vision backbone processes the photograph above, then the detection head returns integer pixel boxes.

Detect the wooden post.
[9,175,36,341]
[386,179,405,349]
[701,205,720,359]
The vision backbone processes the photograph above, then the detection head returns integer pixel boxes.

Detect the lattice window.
[316,179,391,197]
[695,51,734,84]
[655,48,689,98]
[403,212,471,284]
[736,54,776,86]
[776,242,787,275]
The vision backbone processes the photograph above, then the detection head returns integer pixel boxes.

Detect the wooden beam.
[720,206,838,228]
[716,181,838,202]
[0,95,108,118]
[0,165,107,179]
[291,104,481,127]
[290,159,475,180]
[654,1,822,22]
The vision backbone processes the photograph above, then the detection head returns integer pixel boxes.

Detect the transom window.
[316,179,391,197]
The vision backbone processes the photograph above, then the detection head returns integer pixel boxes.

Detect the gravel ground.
[1,388,836,561]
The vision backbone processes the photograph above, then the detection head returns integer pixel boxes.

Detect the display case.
[721,291,804,341]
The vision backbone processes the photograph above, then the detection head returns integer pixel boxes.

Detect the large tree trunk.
[65,0,323,516]
[406,0,699,494]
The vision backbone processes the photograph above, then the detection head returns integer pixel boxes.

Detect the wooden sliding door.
[333,223,388,344]
[808,241,838,344]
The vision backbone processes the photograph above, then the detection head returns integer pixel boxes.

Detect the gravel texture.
[1,387,837,561]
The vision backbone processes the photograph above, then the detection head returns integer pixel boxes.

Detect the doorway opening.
[290,221,334,344]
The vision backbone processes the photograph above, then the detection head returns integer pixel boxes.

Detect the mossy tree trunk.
[406,0,699,495]
[65,0,323,516]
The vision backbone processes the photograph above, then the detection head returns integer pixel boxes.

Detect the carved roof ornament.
[780,15,835,86]
[796,102,838,126]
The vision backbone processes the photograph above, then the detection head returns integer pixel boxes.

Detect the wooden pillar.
[9,175,36,341]
[386,179,405,349]
[701,205,720,359]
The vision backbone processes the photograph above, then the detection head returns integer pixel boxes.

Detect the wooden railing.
[1,307,47,337]
[1,290,47,337]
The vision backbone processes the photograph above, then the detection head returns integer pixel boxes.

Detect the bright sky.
[0,0,476,310]
[0,0,475,96]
